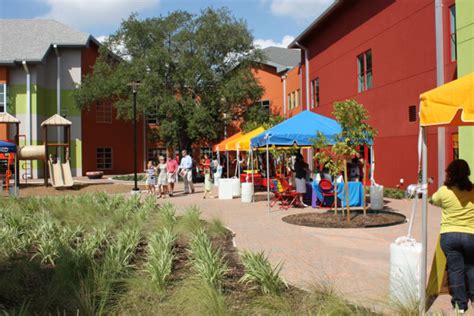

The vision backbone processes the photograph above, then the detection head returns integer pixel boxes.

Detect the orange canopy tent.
[418,71,474,311]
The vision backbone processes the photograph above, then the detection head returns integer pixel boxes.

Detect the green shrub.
[111,174,146,182]
[384,188,406,200]
[188,229,228,290]
[240,251,286,295]
[207,218,228,238]
[177,206,203,236]
[145,228,176,291]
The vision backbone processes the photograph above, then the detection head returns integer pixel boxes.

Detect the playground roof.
[0,113,20,123]
[420,71,474,126]
[0,140,16,153]
[41,114,72,126]
[251,110,342,148]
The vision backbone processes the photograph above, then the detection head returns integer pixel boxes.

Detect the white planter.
[231,178,241,197]
[370,184,384,210]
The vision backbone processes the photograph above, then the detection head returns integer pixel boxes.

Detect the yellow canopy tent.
[225,127,265,151]
[212,132,243,152]
[418,71,474,312]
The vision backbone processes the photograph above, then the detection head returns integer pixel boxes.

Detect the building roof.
[289,0,345,48]
[0,19,98,65]
[41,114,72,126]
[261,47,301,73]
[0,113,20,123]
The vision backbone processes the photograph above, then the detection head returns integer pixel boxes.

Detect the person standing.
[145,160,156,195]
[294,153,308,207]
[156,156,168,198]
[179,149,194,194]
[166,154,178,197]
[431,159,474,314]
[202,154,214,199]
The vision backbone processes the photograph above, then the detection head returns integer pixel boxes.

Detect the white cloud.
[254,35,295,49]
[38,0,159,29]
[270,0,334,19]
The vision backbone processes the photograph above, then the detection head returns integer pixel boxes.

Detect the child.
[157,156,168,198]
[202,154,214,199]
[145,160,156,194]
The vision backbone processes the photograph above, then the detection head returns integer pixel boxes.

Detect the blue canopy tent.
[249,111,342,210]
[251,110,342,148]
[0,140,18,196]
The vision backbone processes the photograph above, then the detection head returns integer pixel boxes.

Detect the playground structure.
[0,113,73,189]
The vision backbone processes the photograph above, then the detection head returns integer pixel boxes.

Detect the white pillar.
[435,0,446,187]
[420,127,428,314]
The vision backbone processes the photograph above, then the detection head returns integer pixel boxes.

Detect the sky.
[0,0,334,48]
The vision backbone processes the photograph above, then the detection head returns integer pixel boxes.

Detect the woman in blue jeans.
[431,159,474,313]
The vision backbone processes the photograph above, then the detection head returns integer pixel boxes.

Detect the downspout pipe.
[282,74,287,118]
[21,61,31,146]
[53,45,61,147]
[294,41,310,110]
[435,0,445,187]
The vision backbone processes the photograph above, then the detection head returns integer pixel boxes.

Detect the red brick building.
[289,0,458,188]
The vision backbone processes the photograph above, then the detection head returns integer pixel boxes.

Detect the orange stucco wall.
[285,65,302,117]
[0,67,9,140]
[252,65,284,116]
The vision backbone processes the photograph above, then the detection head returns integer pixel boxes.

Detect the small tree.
[313,99,376,222]
[242,104,284,133]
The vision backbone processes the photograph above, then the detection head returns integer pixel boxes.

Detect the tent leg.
[421,126,428,314]
[251,149,255,203]
[266,142,270,213]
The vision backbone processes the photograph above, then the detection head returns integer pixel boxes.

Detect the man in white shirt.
[179,149,194,194]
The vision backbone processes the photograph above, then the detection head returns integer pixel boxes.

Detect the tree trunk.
[363,160,367,216]
[334,178,338,219]
[343,159,350,223]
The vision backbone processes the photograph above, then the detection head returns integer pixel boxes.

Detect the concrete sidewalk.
[157,182,451,314]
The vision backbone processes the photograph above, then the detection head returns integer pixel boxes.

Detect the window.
[408,105,417,122]
[449,5,456,62]
[0,84,6,113]
[452,133,458,160]
[287,94,291,110]
[148,147,166,163]
[257,100,270,112]
[96,148,112,169]
[295,90,299,108]
[96,103,112,123]
[357,50,373,92]
[146,108,158,124]
[311,78,320,108]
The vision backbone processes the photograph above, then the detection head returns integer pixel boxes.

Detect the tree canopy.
[74,8,264,149]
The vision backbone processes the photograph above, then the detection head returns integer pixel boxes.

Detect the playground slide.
[60,161,74,187]
[48,160,74,188]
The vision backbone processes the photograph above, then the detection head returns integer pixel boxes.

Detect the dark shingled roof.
[261,46,301,73]
[0,19,97,65]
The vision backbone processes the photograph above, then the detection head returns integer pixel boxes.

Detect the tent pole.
[251,148,255,202]
[266,139,270,213]
[420,126,428,314]
[226,150,229,178]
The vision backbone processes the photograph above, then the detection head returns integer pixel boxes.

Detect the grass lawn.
[0,193,381,315]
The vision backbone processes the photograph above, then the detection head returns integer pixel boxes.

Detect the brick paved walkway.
[156,182,451,314]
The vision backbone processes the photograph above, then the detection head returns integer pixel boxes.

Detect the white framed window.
[96,147,113,169]
[449,5,456,62]
[357,49,373,92]
[0,83,6,113]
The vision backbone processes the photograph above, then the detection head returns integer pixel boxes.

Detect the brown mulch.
[17,183,141,197]
[282,210,406,228]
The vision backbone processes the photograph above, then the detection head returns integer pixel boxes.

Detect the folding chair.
[319,179,339,207]
[270,178,302,209]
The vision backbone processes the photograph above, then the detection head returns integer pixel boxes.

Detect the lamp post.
[129,81,141,194]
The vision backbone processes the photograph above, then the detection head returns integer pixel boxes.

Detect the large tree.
[74,8,264,149]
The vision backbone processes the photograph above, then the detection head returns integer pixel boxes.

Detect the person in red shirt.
[166,154,179,196]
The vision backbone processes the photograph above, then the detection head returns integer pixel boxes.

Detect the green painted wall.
[8,84,80,116]
[7,83,82,175]
[456,0,474,180]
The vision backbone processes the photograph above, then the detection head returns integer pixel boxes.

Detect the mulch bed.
[282,209,406,228]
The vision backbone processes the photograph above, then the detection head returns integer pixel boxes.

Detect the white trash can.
[241,182,254,203]
[218,178,233,200]
[370,184,384,210]
[231,178,241,197]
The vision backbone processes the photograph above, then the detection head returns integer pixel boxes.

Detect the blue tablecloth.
[312,181,364,207]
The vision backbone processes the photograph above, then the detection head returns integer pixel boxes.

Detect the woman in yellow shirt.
[431,159,474,313]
